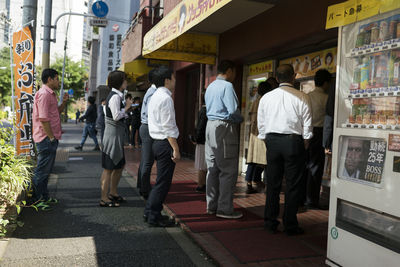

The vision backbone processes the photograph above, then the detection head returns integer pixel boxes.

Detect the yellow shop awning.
[142,0,274,65]
[120,59,169,81]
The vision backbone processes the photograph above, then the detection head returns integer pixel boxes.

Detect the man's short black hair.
[217,60,235,74]
[314,69,332,87]
[100,98,106,103]
[153,66,173,88]
[133,96,141,102]
[148,68,156,84]
[125,93,132,100]
[41,68,58,84]
[276,64,295,83]
[258,81,272,96]
[107,70,127,90]
[88,96,95,105]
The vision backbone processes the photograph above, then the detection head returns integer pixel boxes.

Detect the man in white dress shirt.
[144,66,180,227]
[257,64,313,235]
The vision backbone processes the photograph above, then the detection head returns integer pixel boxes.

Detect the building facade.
[95,0,139,86]
[122,0,342,165]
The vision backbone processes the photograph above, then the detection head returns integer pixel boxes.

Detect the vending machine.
[326,8,400,267]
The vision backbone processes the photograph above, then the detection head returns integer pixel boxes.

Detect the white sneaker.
[216,210,243,219]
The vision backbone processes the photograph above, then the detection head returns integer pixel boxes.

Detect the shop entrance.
[175,67,200,159]
[240,72,270,175]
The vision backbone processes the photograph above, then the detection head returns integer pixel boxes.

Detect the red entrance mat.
[165,181,264,233]
[212,228,322,263]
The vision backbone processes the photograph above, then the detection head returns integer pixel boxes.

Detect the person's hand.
[62,93,69,103]
[191,141,197,145]
[172,149,181,163]
[125,98,133,110]
[304,139,310,150]
[325,148,332,155]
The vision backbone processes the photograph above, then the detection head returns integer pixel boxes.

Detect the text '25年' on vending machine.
[326,3,400,267]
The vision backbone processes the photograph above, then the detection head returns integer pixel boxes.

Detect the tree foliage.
[42,56,88,100]
[0,47,12,107]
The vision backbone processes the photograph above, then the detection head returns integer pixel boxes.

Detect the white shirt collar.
[157,86,172,96]
[279,83,294,88]
[112,88,123,98]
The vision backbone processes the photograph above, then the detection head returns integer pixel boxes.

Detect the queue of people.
[31,63,334,232]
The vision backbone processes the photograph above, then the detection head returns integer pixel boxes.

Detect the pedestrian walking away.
[245,81,272,194]
[100,70,133,207]
[75,96,100,151]
[257,64,313,235]
[75,109,80,124]
[205,60,244,219]
[303,69,331,210]
[137,69,157,199]
[31,68,68,210]
[144,66,180,227]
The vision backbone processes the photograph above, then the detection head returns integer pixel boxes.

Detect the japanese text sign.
[12,26,35,157]
[143,0,232,55]
[248,60,274,76]
[326,0,400,29]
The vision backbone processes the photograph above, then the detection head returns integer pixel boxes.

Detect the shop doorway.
[240,72,271,175]
[175,67,200,159]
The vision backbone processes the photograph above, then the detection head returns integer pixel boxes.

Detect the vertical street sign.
[12,26,35,157]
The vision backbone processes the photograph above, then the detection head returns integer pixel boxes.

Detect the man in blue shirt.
[137,69,157,199]
[205,60,244,219]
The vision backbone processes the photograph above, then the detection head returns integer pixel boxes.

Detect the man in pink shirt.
[32,69,68,209]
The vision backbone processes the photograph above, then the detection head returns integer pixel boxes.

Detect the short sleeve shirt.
[32,85,62,142]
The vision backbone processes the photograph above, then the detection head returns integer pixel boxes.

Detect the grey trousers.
[205,120,239,214]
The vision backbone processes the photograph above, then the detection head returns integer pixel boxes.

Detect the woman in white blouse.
[100,71,132,207]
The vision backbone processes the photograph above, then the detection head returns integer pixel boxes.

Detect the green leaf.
[16,205,21,214]
[16,220,24,227]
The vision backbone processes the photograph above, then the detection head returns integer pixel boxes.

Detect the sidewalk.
[0,123,214,267]
[125,145,329,266]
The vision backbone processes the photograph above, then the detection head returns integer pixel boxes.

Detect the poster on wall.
[12,26,35,157]
[338,136,386,186]
[280,47,337,79]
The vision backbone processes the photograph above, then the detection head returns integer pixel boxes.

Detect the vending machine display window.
[337,136,386,187]
[337,10,400,130]
[336,199,400,254]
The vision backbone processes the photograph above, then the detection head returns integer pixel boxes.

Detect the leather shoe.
[285,227,304,236]
[148,218,176,228]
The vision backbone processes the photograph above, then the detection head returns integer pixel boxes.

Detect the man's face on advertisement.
[345,139,364,175]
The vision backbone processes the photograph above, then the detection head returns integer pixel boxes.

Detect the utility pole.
[22,0,37,45]
[42,0,52,69]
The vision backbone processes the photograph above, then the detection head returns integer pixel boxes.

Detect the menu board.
[338,136,386,186]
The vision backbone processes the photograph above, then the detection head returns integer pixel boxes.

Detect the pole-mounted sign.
[92,1,109,18]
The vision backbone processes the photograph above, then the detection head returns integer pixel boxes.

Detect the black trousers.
[264,133,306,231]
[137,124,154,195]
[304,127,325,206]
[144,139,175,223]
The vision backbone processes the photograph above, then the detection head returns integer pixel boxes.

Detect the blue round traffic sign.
[68,89,74,96]
[92,1,108,18]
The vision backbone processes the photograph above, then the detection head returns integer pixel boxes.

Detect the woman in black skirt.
[100,71,132,207]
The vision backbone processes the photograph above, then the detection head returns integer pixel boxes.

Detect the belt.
[267,133,301,137]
